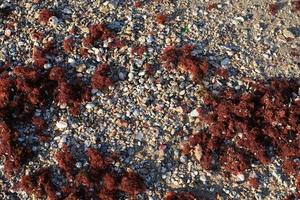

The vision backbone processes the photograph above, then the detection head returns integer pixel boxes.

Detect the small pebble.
[56,121,68,129]
[190,108,200,117]
[86,103,95,109]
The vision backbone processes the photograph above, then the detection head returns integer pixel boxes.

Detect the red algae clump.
[119,171,146,196]
[164,192,197,200]
[160,45,209,82]
[156,13,168,24]
[91,64,113,90]
[292,0,300,12]
[38,9,54,25]
[188,79,300,176]
[18,146,146,200]
[63,37,74,54]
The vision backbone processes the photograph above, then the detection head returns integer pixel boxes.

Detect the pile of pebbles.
[0,0,299,199]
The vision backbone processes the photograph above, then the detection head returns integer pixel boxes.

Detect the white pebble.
[200,175,207,182]
[128,72,134,81]
[135,132,144,141]
[43,63,52,69]
[68,58,76,66]
[86,103,95,109]
[76,162,82,168]
[190,108,200,117]
[56,121,68,129]
[236,173,245,181]
[5,29,11,37]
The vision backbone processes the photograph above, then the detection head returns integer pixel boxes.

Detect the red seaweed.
[160,45,209,82]
[156,13,167,24]
[119,171,146,197]
[268,3,279,15]
[63,37,74,54]
[292,0,300,12]
[91,64,113,90]
[55,145,76,179]
[164,192,197,200]
[38,9,54,25]
[189,79,300,176]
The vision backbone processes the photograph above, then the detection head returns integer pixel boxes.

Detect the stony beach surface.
[0,1,299,199]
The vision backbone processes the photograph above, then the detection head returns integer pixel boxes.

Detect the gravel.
[0,0,299,200]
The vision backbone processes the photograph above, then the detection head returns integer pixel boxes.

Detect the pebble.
[43,63,52,69]
[76,64,86,73]
[4,29,11,37]
[221,58,230,66]
[128,72,134,81]
[179,155,187,163]
[49,16,59,27]
[282,29,295,39]
[76,162,82,168]
[0,1,297,199]
[200,175,207,182]
[68,58,76,66]
[56,121,68,129]
[135,132,144,141]
[59,135,67,146]
[236,173,245,182]
[86,103,95,109]
[190,108,200,117]
[118,72,126,80]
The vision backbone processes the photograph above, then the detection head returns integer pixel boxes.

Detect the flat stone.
[190,108,200,117]
[283,29,295,39]
[221,58,230,66]
[56,121,68,129]
[86,103,95,109]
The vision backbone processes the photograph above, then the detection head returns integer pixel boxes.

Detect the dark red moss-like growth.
[0,61,91,177]
[248,177,259,188]
[292,0,300,12]
[82,36,94,48]
[0,122,32,176]
[89,23,111,40]
[268,3,280,15]
[91,64,113,90]
[80,23,124,54]
[164,192,197,200]
[55,145,76,179]
[215,68,228,79]
[48,66,91,111]
[144,63,156,76]
[132,46,147,57]
[220,147,249,175]
[134,1,142,8]
[32,46,46,67]
[18,168,58,200]
[189,79,300,175]
[19,147,145,199]
[160,45,209,82]
[207,3,218,11]
[86,147,110,170]
[119,171,146,196]
[156,13,167,24]
[34,147,146,199]
[63,37,74,54]
[188,131,222,170]
[38,9,54,25]
[31,31,44,41]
